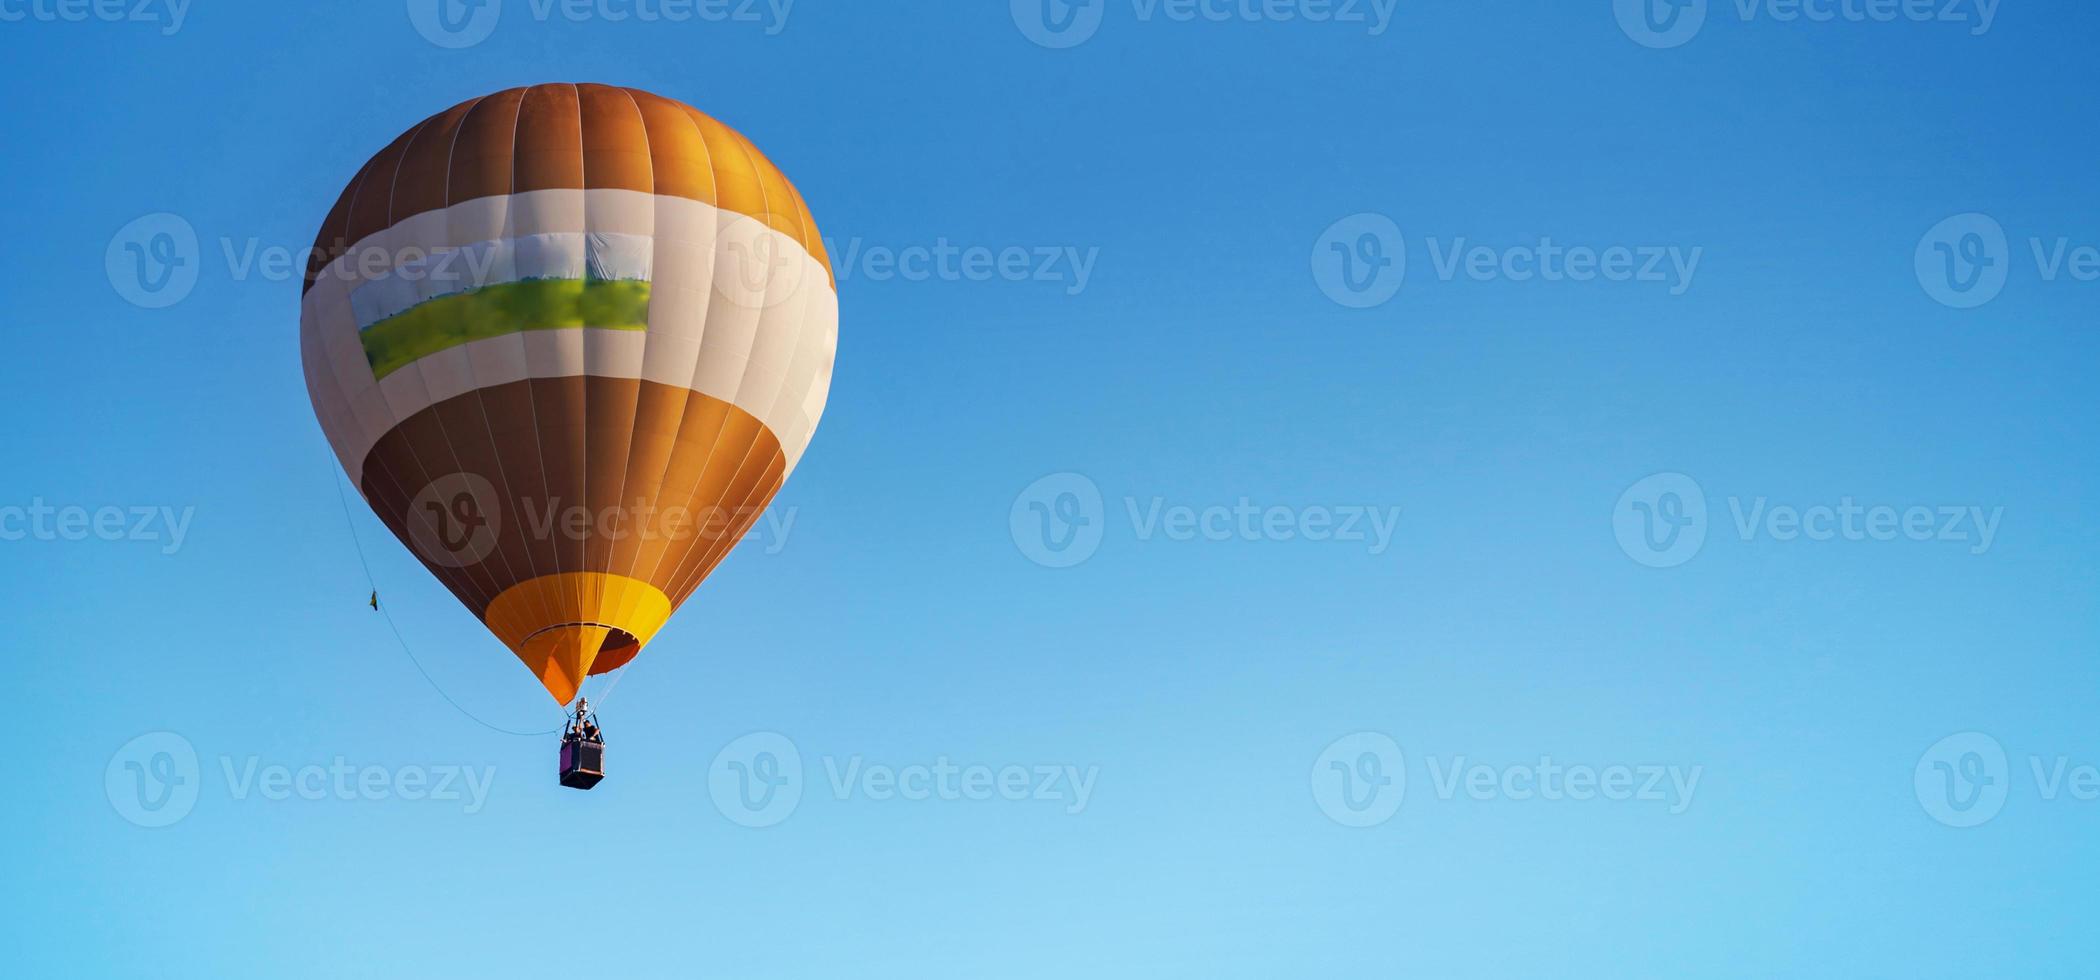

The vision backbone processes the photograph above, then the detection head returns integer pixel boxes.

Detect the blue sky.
[3,1,2098,977]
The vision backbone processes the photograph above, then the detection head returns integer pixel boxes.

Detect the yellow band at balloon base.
[483,572,674,704]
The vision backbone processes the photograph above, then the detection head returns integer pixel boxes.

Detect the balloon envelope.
[300,84,837,703]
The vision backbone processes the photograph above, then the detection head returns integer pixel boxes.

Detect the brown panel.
[430,391,539,611]
[358,426,494,616]
[580,374,641,574]
[686,107,769,227]
[443,385,569,639]
[653,411,766,601]
[357,379,784,623]
[302,163,364,293]
[528,374,590,586]
[603,381,690,579]
[666,443,786,608]
[628,89,715,205]
[787,182,832,277]
[398,397,507,608]
[344,124,424,248]
[736,129,809,248]
[447,87,525,205]
[476,376,558,612]
[627,394,734,588]
[577,84,654,193]
[677,459,785,607]
[392,97,481,223]
[513,83,584,193]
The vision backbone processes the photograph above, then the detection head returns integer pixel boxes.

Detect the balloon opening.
[590,628,643,676]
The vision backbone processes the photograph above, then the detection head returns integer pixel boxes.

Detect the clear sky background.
[3,2,2097,977]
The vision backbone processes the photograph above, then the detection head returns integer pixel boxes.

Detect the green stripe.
[361,278,651,380]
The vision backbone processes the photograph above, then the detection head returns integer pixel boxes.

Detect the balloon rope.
[325,447,564,738]
[590,661,634,710]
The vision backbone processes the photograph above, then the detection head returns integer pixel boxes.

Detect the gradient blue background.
[3,2,2097,977]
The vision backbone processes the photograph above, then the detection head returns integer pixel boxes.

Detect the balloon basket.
[560,737,606,790]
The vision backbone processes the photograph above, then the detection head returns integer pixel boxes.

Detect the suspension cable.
[326,446,565,738]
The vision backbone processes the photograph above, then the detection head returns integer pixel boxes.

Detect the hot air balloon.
[300,84,836,784]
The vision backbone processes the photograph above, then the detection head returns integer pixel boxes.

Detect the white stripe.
[303,189,836,490]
